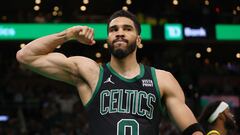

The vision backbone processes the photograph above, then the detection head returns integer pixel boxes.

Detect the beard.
[109,39,137,59]
[224,115,237,132]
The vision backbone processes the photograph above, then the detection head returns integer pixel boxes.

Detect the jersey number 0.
[117,119,139,135]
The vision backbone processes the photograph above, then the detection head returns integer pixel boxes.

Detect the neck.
[110,52,140,78]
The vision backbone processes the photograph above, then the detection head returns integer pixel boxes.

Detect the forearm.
[16,25,95,64]
[166,98,196,130]
[17,30,68,59]
[166,100,204,134]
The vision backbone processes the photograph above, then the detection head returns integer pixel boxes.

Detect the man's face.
[107,17,141,59]
[223,109,237,131]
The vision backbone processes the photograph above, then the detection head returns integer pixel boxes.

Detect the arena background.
[0,0,239,134]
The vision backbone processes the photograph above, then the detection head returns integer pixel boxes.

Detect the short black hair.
[107,10,141,35]
[198,101,222,131]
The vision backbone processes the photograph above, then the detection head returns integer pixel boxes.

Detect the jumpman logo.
[104,75,115,84]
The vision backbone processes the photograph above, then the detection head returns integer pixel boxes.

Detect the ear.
[136,35,142,48]
[106,38,110,44]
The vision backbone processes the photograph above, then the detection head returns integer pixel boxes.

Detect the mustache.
[112,38,128,44]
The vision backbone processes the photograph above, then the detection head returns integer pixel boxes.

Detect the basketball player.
[198,101,237,135]
[16,10,205,135]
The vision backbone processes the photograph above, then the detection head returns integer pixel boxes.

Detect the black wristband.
[182,123,206,135]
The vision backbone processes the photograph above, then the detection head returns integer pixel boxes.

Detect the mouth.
[112,39,128,45]
[114,41,127,45]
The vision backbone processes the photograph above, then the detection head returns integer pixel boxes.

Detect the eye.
[124,27,132,31]
[109,28,118,32]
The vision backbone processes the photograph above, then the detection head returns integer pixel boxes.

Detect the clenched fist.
[66,26,96,45]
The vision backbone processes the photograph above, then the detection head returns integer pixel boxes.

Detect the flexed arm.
[16,26,98,85]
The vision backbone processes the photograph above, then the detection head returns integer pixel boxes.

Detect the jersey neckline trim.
[151,68,162,108]
[106,62,145,83]
[151,67,166,116]
[151,67,161,100]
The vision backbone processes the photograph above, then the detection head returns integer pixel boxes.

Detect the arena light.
[204,0,209,6]
[126,0,132,5]
[34,5,40,11]
[20,43,25,49]
[206,47,212,53]
[35,0,41,4]
[95,52,101,58]
[122,6,128,11]
[83,0,89,4]
[233,10,237,15]
[58,11,63,16]
[0,23,152,40]
[195,53,201,59]
[236,53,240,59]
[173,0,178,6]
[54,6,59,11]
[103,43,108,49]
[52,11,57,16]
[80,5,87,11]
[237,6,240,11]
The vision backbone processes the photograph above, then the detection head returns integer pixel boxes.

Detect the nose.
[116,29,125,38]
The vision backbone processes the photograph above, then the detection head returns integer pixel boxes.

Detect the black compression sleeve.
[182,123,206,135]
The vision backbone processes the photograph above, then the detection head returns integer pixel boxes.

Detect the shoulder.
[68,56,102,86]
[154,68,184,101]
[154,68,173,78]
[154,68,176,84]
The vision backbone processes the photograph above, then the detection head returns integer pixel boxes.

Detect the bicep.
[158,71,185,102]
[157,71,197,130]
[24,52,78,85]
